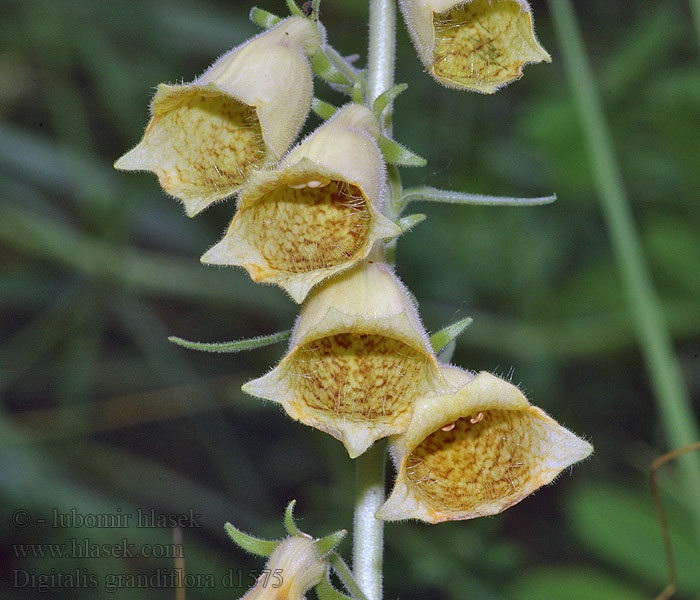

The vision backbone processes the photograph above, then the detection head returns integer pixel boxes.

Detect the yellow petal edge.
[115,16,321,216]
[377,366,592,522]
[242,261,442,458]
[400,0,551,93]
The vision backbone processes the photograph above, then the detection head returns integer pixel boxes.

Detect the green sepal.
[168,329,291,353]
[224,522,281,557]
[311,52,349,84]
[249,7,282,28]
[429,317,473,353]
[372,83,408,117]
[315,573,354,600]
[397,213,426,234]
[285,0,305,17]
[352,77,364,104]
[437,339,457,363]
[284,500,303,536]
[313,530,347,557]
[311,97,338,120]
[378,136,427,167]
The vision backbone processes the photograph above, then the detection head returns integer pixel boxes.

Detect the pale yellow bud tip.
[239,536,325,600]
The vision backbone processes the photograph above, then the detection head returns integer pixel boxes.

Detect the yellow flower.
[242,261,441,458]
[115,16,322,216]
[399,0,551,93]
[201,104,401,303]
[240,536,325,600]
[376,366,592,523]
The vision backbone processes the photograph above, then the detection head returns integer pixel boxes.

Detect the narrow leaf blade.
[315,575,354,600]
[168,330,291,353]
[311,52,349,84]
[284,500,302,536]
[249,7,281,28]
[397,213,426,234]
[373,83,408,117]
[224,522,280,557]
[311,98,338,120]
[430,318,473,353]
[378,137,427,167]
[402,186,557,206]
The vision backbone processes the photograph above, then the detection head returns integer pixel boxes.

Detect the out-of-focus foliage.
[1,0,699,598]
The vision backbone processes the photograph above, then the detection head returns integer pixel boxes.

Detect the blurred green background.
[2,0,699,598]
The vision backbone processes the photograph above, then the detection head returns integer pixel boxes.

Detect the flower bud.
[243,261,441,458]
[376,367,592,522]
[240,536,325,600]
[201,104,401,303]
[399,0,550,93]
[115,17,322,216]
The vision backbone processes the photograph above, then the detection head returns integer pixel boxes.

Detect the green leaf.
[168,330,290,353]
[372,83,408,117]
[315,575,354,600]
[401,186,557,206]
[311,98,338,120]
[510,567,647,600]
[249,7,281,28]
[397,213,426,234]
[283,500,302,536]
[429,318,473,353]
[567,482,700,594]
[224,522,280,557]
[377,137,427,167]
[285,0,304,17]
[311,52,349,85]
[313,530,347,557]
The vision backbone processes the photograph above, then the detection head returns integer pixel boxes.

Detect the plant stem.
[367,0,396,121]
[353,441,386,600]
[351,5,394,594]
[691,0,700,49]
[548,0,700,553]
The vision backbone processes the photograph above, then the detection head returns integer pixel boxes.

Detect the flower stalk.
[548,0,700,556]
[349,0,399,596]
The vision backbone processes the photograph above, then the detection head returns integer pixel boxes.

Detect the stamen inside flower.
[406,410,545,514]
[432,0,546,91]
[245,181,372,273]
[290,333,428,425]
[151,90,265,200]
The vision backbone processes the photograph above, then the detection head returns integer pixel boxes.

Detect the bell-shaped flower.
[201,104,401,303]
[115,16,322,216]
[240,536,326,600]
[376,366,592,523]
[242,261,441,458]
[399,0,550,93]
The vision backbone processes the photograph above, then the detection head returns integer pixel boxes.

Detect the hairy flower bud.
[377,367,592,522]
[201,104,401,303]
[115,16,322,216]
[242,261,441,458]
[399,0,550,93]
[240,536,325,600]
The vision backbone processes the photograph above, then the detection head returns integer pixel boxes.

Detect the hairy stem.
[548,0,700,554]
[353,441,386,600]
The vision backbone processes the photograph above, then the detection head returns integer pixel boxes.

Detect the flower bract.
[376,366,592,522]
[242,261,441,458]
[201,104,401,303]
[399,0,550,93]
[115,16,322,216]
